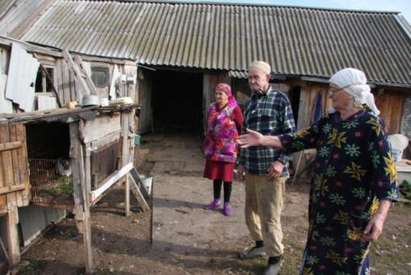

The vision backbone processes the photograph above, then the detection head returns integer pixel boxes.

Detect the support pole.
[82,144,94,273]
[5,206,20,267]
[121,113,130,216]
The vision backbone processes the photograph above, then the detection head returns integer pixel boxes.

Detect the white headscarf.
[329,68,380,115]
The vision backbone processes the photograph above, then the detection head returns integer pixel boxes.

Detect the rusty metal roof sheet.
[20,1,411,86]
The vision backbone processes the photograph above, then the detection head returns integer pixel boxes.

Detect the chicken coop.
[0,104,147,273]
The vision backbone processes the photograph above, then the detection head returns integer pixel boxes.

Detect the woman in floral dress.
[237,68,399,274]
[203,83,243,216]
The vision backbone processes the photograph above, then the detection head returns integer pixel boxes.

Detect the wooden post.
[121,113,130,216]
[82,144,94,273]
[74,120,94,273]
[69,123,85,233]
[5,206,20,267]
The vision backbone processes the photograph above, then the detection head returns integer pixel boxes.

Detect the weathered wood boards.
[0,123,30,267]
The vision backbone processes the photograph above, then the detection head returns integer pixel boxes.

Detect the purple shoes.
[207,199,221,209]
[207,199,232,216]
[223,202,232,216]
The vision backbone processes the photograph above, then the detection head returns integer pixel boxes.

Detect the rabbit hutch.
[0,103,147,273]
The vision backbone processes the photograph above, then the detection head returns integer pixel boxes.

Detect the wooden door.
[0,123,30,210]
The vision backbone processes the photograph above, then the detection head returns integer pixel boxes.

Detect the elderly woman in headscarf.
[203,83,243,216]
[237,68,399,274]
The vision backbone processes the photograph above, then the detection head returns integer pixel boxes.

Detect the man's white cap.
[329,68,380,115]
[248,61,271,75]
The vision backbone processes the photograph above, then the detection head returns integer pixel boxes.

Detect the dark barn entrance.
[151,70,203,134]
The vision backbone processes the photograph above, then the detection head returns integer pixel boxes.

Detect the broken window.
[35,67,54,93]
[91,66,110,88]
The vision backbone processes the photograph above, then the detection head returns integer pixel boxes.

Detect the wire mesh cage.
[29,158,73,198]
[29,159,60,186]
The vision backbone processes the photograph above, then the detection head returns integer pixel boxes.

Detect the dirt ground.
[17,133,411,275]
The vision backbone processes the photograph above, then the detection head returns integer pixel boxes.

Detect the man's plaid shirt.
[239,88,296,176]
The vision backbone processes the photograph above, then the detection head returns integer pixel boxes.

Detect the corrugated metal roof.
[228,70,247,79]
[0,0,50,37]
[19,1,411,86]
[0,0,16,19]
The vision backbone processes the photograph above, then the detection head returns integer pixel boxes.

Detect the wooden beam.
[0,141,21,152]
[5,206,20,267]
[128,174,150,212]
[80,144,94,273]
[69,123,85,234]
[90,162,133,204]
[0,184,25,195]
[73,55,97,94]
[63,50,91,99]
[130,167,150,199]
[121,113,131,216]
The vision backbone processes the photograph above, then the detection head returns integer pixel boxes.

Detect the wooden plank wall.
[298,85,405,134]
[55,59,77,105]
[296,83,330,130]
[375,91,405,134]
[0,123,30,211]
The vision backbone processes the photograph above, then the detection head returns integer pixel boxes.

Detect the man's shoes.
[207,199,221,210]
[264,257,283,275]
[223,202,232,216]
[239,245,266,259]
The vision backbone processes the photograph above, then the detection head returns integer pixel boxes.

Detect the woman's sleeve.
[233,106,244,133]
[368,117,400,201]
[279,119,323,154]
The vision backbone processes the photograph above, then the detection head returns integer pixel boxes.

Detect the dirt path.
[18,133,411,274]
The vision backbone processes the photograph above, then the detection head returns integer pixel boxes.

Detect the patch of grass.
[400,180,411,200]
[44,176,73,196]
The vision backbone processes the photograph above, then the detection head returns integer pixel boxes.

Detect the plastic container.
[134,134,141,145]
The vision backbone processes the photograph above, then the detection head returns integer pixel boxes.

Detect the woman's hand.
[362,200,391,242]
[362,214,386,241]
[237,129,266,148]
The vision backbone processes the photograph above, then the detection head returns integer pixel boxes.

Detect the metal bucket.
[81,95,99,107]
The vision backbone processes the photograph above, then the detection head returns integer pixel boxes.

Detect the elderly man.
[238,61,295,275]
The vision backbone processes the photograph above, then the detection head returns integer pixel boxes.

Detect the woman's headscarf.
[329,68,380,115]
[215,83,238,106]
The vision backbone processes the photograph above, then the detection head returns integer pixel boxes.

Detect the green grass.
[44,176,73,196]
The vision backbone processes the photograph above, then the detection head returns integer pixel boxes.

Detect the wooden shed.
[0,36,149,273]
[0,103,146,273]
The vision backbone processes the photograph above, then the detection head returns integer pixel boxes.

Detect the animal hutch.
[0,104,148,273]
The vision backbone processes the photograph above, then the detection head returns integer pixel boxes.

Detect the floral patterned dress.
[280,110,399,274]
[203,101,243,182]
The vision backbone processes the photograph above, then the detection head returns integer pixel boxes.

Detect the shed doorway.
[151,70,203,134]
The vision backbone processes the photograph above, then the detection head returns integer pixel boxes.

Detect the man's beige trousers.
[245,174,286,257]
